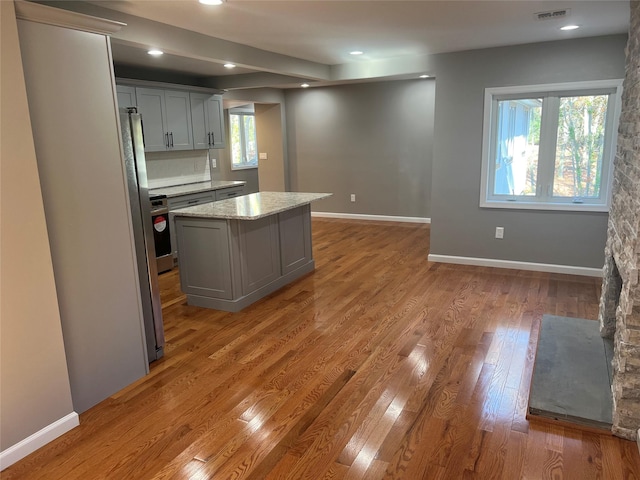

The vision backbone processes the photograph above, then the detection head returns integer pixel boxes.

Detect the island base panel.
[177,219,233,300]
[186,260,315,312]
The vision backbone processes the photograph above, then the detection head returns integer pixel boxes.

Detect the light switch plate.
[211,158,217,168]
[259,152,268,160]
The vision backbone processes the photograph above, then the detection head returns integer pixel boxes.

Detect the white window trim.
[230,111,258,171]
[231,164,258,171]
[479,79,623,212]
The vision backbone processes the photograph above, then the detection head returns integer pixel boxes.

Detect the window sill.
[231,165,258,171]
[480,199,609,213]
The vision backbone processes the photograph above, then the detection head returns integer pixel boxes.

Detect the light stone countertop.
[171,192,332,220]
[150,180,246,198]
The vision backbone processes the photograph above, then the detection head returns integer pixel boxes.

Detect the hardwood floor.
[5,219,640,479]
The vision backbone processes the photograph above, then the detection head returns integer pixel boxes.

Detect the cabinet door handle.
[210,131,215,145]
[208,132,211,146]
[170,132,174,147]
[187,200,198,204]
[165,132,169,148]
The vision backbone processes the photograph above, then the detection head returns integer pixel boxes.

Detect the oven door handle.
[151,207,169,216]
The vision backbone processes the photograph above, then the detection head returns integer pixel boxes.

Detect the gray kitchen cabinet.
[167,186,245,262]
[168,191,216,260]
[190,92,226,150]
[116,85,136,109]
[135,87,168,152]
[237,215,280,296]
[176,218,233,300]
[215,185,244,200]
[176,214,280,301]
[173,196,326,313]
[167,191,216,210]
[279,206,312,275]
[135,87,193,152]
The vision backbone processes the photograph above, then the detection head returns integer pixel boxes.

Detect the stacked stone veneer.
[598,0,640,441]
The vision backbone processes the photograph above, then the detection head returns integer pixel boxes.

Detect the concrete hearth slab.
[528,315,613,430]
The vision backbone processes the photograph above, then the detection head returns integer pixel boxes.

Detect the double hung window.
[480,80,622,211]
[230,112,258,170]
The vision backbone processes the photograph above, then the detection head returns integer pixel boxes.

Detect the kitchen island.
[152,180,248,263]
[172,192,331,312]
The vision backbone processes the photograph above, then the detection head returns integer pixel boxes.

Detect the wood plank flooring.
[4,219,640,479]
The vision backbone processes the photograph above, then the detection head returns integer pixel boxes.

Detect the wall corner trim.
[427,254,603,277]
[0,412,80,471]
[311,212,431,224]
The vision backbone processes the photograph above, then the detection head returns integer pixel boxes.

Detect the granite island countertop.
[150,180,246,198]
[172,192,332,220]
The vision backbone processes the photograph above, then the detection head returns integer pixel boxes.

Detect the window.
[480,80,622,211]
[230,112,258,169]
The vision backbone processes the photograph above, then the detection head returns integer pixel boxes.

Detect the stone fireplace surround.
[598,0,640,441]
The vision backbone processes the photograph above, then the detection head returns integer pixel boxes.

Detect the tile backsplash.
[145,150,214,188]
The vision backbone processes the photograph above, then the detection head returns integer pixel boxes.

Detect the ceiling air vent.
[534,9,570,21]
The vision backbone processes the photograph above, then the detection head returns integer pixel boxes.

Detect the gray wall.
[256,103,286,191]
[430,35,627,268]
[285,79,435,218]
[210,89,290,193]
[222,88,290,192]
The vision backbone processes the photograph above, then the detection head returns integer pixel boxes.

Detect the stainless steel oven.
[150,194,173,273]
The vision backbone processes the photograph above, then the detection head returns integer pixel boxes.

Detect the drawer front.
[168,191,215,210]
[215,186,244,201]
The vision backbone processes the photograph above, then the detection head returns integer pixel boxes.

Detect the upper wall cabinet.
[190,93,226,150]
[116,85,136,109]
[135,87,194,152]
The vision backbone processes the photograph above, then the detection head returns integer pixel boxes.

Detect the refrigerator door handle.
[121,109,165,363]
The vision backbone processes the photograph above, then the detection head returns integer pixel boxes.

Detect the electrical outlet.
[211,158,217,168]
[350,194,356,202]
[495,227,504,239]
[259,152,268,160]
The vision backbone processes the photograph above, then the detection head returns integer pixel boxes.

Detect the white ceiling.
[78,0,630,86]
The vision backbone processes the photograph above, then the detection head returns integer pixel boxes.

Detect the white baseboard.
[311,212,430,224]
[0,412,79,470]
[428,254,603,277]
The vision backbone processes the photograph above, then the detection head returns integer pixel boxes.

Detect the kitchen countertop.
[172,192,331,220]
[150,180,246,198]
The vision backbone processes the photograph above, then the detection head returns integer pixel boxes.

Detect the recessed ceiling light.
[419,74,430,78]
[199,0,224,5]
[147,49,164,56]
[301,83,310,88]
[350,51,364,56]
[223,63,236,69]
[560,25,580,31]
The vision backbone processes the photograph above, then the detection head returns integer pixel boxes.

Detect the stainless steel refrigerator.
[120,107,165,362]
